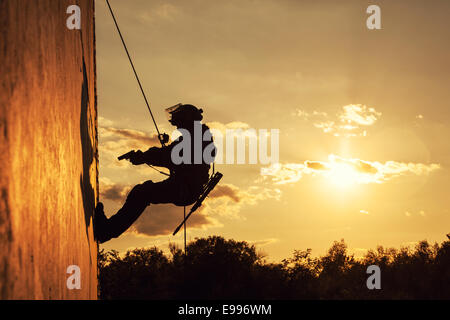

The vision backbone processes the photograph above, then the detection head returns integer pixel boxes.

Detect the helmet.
[165,103,203,126]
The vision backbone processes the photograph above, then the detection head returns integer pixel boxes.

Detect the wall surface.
[0,0,98,299]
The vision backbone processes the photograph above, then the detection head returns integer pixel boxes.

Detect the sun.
[319,155,379,189]
[327,162,360,188]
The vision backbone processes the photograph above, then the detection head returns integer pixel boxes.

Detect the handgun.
[118,150,136,161]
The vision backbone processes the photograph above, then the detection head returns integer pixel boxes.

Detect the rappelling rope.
[105,0,164,146]
[106,0,170,177]
[184,205,187,255]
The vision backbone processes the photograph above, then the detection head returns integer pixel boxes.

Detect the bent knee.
[127,180,154,203]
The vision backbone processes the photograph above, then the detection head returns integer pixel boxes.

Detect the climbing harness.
[105,0,223,247]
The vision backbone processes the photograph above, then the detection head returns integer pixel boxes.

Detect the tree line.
[98,235,450,299]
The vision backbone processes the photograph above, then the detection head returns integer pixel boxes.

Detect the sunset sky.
[95,0,450,261]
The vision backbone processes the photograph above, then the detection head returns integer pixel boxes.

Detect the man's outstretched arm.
[129,145,174,168]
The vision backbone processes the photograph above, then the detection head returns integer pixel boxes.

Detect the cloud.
[405,210,427,218]
[206,121,258,140]
[100,178,131,202]
[98,116,114,127]
[139,3,181,23]
[293,109,328,120]
[101,184,131,202]
[101,127,160,146]
[248,238,279,247]
[380,162,440,178]
[293,109,309,119]
[131,203,217,237]
[339,104,381,126]
[359,210,370,215]
[332,156,378,175]
[260,163,306,185]
[209,184,242,202]
[201,184,281,219]
[206,121,250,132]
[261,154,440,185]
[305,160,329,171]
[313,121,335,133]
[98,118,164,171]
[296,104,381,137]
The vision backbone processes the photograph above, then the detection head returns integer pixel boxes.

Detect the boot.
[94,202,111,243]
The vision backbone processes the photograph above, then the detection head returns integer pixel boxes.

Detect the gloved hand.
[129,150,146,165]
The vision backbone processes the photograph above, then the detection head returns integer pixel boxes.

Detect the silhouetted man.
[94,104,215,243]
